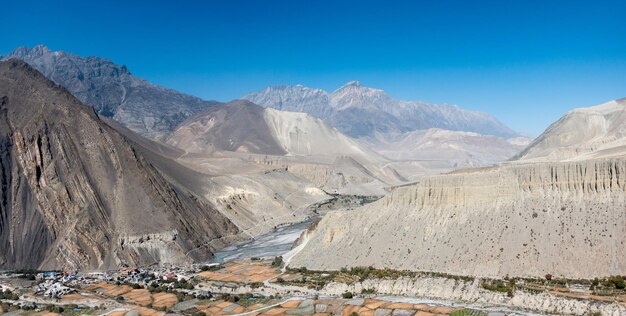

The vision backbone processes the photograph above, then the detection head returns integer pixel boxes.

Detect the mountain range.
[243,81,519,139]
[166,99,383,162]
[0,45,548,272]
[1,45,220,140]
[4,45,527,169]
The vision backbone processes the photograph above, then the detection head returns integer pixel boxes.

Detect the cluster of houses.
[1,263,205,301]
[0,282,15,293]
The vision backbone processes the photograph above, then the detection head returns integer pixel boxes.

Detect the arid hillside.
[290,99,626,279]
[0,59,240,271]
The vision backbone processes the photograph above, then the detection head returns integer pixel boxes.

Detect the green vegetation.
[342,291,354,299]
[46,305,64,313]
[361,288,376,294]
[271,256,284,268]
[172,278,195,290]
[200,264,224,272]
[0,290,19,300]
[606,275,625,289]
[283,265,474,288]
[480,279,515,297]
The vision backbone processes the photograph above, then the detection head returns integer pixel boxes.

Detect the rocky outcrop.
[2,45,220,140]
[290,158,626,279]
[0,59,239,271]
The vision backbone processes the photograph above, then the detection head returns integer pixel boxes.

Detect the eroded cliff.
[291,158,626,278]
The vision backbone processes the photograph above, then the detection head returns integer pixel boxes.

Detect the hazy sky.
[2,0,625,136]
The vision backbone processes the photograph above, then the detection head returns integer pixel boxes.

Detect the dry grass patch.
[134,306,165,316]
[280,299,302,308]
[262,307,288,315]
[123,289,153,306]
[364,299,386,309]
[384,302,414,309]
[151,292,178,308]
[198,260,281,284]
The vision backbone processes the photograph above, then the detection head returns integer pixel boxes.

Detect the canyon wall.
[291,159,626,279]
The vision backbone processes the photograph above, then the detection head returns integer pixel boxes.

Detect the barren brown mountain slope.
[0,59,239,271]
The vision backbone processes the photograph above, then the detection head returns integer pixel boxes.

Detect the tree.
[271,256,284,268]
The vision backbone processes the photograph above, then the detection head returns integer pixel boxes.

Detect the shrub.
[46,305,64,313]
[176,292,185,302]
[608,275,625,289]
[271,256,284,267]
[481,280,513,294]
[507,289,514,298]
[545,274,552,281]
[342,291,354,299]
[361,288,376,294]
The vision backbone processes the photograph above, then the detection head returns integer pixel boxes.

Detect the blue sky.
[2,0,625,136]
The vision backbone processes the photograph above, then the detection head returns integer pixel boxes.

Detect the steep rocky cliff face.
[291,158,626,278]
[2,45,220,140]
[0,59,239,271]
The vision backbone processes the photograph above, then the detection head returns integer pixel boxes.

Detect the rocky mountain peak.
[243,82,519,139]
[226,99,261,109]
[344,80,361,87]
[330,81,390,110]
[7,44,52,59]
[2,45,220,140]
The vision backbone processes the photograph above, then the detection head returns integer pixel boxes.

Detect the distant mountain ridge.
[2,45,221,140]
[166,100,384,163]
[361,128,529,168]
[243,81,519,139]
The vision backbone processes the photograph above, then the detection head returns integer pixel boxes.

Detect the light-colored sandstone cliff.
[291,158,626,279]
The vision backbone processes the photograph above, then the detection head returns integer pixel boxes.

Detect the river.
[211,217,317,263]
[211,217,547,315]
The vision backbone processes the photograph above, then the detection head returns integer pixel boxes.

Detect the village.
[3,258,626,315]
[0,258,497,316]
